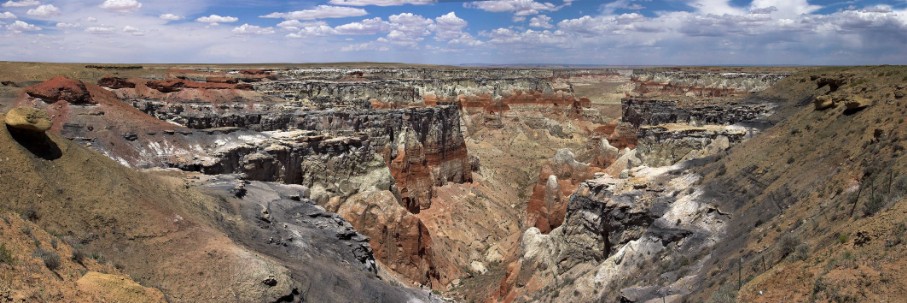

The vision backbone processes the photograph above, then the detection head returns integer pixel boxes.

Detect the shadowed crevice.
[7,125,62,160]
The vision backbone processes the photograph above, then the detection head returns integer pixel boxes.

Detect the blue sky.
[1,0,906,64]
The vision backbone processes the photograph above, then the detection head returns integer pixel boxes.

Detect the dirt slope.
[0,114,434,302]
[0,212,166,302]
[689,66,907,302]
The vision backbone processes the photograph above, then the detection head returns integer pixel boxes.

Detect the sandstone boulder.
[844,96,870,111]
[5,107,52,132]
[813,95,835,110]
[24,76,93,104]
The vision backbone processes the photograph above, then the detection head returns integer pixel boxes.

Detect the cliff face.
[630,70,788,98]
[622,98,772,127]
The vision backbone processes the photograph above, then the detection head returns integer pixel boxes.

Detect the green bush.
[0,243,13,264]
[71,248,85,265]
[34,248,61,271]
[779,234,801,258]
[863,194,887,217]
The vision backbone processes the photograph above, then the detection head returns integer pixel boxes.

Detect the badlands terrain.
[0,62,905,302]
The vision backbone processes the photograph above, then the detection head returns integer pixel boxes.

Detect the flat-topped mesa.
[630,70,789,98]
[254,76,579,112]
[621,98,772,128]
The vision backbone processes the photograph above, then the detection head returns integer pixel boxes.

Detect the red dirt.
[24,76,93,104]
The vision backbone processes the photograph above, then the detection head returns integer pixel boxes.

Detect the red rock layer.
[329,191,440,287]
[24,76,94,104]
[592,122,638,150]
[387,141,472,213]
[524,161,603,234]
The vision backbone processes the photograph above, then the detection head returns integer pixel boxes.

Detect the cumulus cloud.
[600,0,645,15]
[341,42,389,52]
[0,11,14,19]
[233,23,275,35]
[334,17,390,35]
[529,14,552,28]
[159,13,183,21]
[688,0,744,15]
[122,25,144,36]
[26,4,59,18]
[328,0,434,6]
[6,19,38,32]
[100,0,142,13]
[262,5,367,20]
[86,26,115,34]
[749,0,821,19]
[2,0,38,8]
[465,0,561,21]
[284,21,336,38]
[433,12,466,38]
[56,22,80,29]
[196,14,238,25]
[380,12,434,45]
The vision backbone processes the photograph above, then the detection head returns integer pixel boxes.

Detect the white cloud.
[465,0,560,20]
[529,14,552,28]
[56,22,80,29]
[335,17,390,35]
[122,25,143,36]
[688,0,744,15]
[100,0,142,13]
[0,11,14,19]
[85,26,115,34]
[341,41,389,52]
[601,0,645,15]
[159,13,183,21]
[434,12,468,40]
[196,14,238,25]
[285,21,336,38]
[749,0,821,19]
[2,0,38,8]
[381,12,434,45]
[262,5,367,20]
[6,19,38,32]
[233,23,275,35]
[328,0,434,6]
[26,4,59,18]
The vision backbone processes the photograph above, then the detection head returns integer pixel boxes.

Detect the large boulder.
[5,107,52,132]
[844,95,871,111]
[24,76,93,104]
[813,95,835,110]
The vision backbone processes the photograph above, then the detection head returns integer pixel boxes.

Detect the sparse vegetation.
[707,282,738,303]
[34,248,61,271]
[779,234,800,259]
[837,233,849,244]
[863,194,887,216]
[21,208,39,222]
[0,243,13,264]
[71,247,85,265]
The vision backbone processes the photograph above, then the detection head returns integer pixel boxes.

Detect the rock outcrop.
[622,98,772,128]
[5,106,51,132]
[630,70,788,98]
[24,76,93,104]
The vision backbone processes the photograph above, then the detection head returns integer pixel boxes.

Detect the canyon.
[1,62,906,303]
